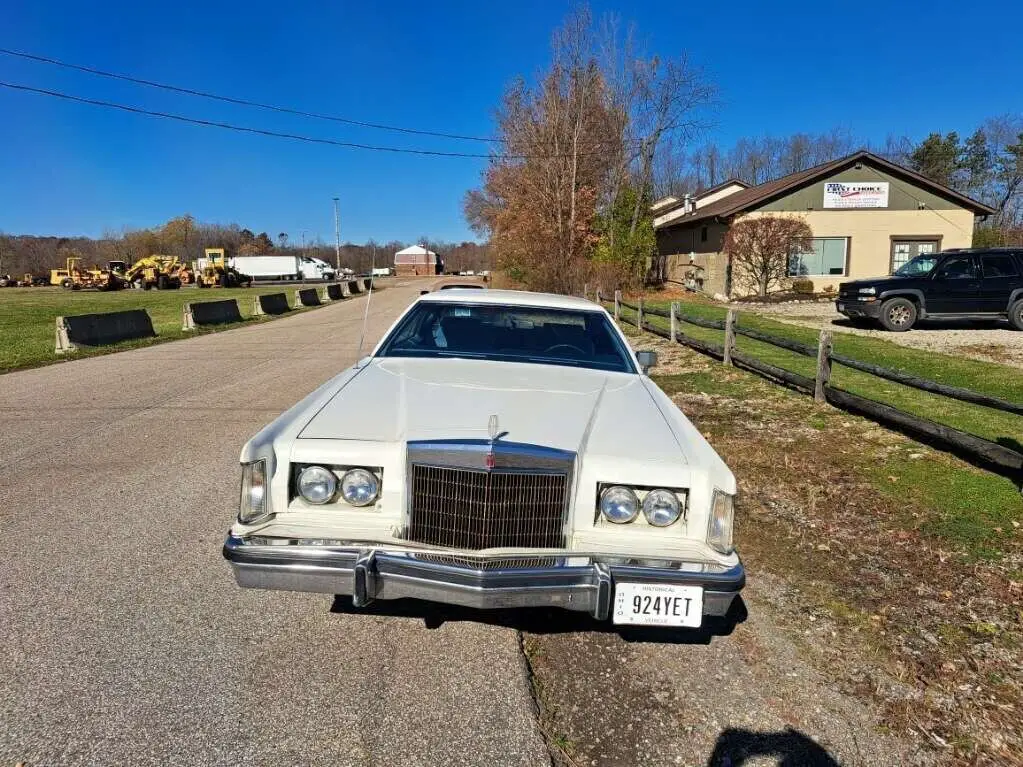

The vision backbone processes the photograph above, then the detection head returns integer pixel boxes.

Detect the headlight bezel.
[597,484,687,527]
[290,464,383,508]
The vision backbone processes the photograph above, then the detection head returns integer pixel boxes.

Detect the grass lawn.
[0,285,325,373]
[621,297,1023,447]
[630,326,1022,761]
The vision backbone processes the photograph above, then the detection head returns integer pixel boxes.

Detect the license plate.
[837,302,845,311]
[612,583,703,627]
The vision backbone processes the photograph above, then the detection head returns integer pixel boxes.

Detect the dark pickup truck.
[837,248,1023,331]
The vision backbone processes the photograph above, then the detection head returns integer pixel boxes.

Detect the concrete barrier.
[182,299,242,330]
[362,278,373,292]
[252,292,291,316]
[55,310,156,354]
[325,283,345,301]
[348,280,362,295]
[296,288,322,308]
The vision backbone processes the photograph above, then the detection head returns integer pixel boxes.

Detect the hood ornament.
[486,414,499,469]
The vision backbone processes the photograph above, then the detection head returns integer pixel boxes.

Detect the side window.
[934,256,978,280]
[981,254,1020,278]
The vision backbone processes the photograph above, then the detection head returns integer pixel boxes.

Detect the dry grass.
[628,327,1023,765]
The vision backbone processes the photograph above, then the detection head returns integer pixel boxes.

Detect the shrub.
[791,278,815,294]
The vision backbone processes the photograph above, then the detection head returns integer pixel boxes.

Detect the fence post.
[670,302,679,343]
[614,290,621,321]
[724,309,736,366]
[638,297,644,330]
[583,283,589,301]
[815,330,832,403]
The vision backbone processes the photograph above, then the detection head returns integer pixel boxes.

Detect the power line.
[0,46,502,144]
[0,80,504,158]
[0,80,625,161]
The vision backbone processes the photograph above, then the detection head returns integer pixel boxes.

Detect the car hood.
[298,357,685,465]
[839,275,914,292]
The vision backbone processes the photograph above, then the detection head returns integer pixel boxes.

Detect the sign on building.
[823,181,889,209]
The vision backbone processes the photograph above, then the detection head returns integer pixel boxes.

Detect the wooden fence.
[601,290,1023,484]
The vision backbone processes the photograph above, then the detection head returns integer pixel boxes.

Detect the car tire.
[1009,299,1023,331]
[879,297,918,332]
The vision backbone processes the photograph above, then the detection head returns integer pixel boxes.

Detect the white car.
[224,289,744,629]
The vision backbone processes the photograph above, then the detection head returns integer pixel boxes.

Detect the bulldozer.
[194,248,251,288]
[120,255,194,290]
[50,257,122,291]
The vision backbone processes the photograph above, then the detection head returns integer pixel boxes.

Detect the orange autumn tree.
[464,14,620,294]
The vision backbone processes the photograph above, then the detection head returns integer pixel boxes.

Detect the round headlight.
[600,486,639,524]
[298,465,337,505]
[642,489,682,527]
[340,468,379,507]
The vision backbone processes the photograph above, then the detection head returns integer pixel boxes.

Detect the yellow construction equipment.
[50,257,122,291]
[195,248,251,288]
[121,255,193,290]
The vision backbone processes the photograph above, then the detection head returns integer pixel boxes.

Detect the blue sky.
[2,0,1021,243]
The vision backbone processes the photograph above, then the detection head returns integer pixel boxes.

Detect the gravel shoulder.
[734,299,1023,369]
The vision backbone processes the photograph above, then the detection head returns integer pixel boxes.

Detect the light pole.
[332,197,341,273]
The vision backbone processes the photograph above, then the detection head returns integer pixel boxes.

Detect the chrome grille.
[406,464,568,550]
[414,554,558,570]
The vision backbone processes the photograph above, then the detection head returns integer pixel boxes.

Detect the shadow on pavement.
[330,595,747,645]
[705,727,840,766]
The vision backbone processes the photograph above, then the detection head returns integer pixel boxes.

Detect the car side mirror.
[636,350,658,373]
[420,289,430,295]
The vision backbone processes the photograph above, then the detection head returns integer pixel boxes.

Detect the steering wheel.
[543,343,587,357]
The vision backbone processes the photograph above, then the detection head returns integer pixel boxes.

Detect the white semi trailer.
[196,255,336,281]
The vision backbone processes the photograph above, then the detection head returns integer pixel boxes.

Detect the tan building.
[652,151,996,297]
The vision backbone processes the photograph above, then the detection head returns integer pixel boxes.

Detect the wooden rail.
[605,293,1023,483]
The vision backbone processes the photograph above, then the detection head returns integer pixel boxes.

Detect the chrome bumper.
[223,535,744,621]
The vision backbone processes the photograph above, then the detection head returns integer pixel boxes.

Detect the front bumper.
[835,298,881,319]
[223,535,744,621]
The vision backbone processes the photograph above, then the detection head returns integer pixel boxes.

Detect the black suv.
[837,248,1023,331]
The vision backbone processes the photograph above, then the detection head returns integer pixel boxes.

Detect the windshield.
[377,302,636,373]
[894,254,939,276]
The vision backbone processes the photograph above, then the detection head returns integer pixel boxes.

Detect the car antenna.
[356,246,375,361]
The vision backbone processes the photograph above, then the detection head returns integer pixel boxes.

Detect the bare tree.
[723,215,814,297]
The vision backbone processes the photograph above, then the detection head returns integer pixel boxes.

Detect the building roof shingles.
[654,150,996,230]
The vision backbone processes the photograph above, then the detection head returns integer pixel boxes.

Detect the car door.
[925,254,981,314]
[978,252,1023,313]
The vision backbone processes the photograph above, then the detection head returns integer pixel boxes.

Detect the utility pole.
[332,197,341,273]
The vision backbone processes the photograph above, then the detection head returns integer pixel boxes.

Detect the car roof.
[417,288,602,311]
[941,247,1023,254]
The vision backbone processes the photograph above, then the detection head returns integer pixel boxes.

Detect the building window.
[789,237,848,277]
[700,226,708,243]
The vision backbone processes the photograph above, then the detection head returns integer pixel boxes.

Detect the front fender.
[878,288,927,316]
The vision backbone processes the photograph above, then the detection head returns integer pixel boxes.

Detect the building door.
[891,240,939,272]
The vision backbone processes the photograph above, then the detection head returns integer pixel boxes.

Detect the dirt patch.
[618,327,1023,765]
